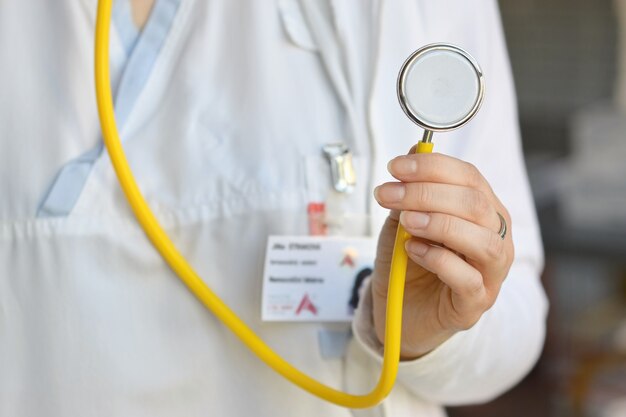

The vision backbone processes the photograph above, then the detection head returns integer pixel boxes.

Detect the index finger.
[387,152,494,196]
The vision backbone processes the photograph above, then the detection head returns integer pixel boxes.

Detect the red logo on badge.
[340,247,358,268]
[340,254,355,268]
[295,293,318,316]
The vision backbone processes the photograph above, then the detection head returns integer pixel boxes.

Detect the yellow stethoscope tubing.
[94,0,432,408]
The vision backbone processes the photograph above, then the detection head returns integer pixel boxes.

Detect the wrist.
[399,331,456,360]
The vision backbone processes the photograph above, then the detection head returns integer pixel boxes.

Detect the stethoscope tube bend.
[94,0,424,408]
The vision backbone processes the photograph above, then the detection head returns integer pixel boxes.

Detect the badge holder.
[264,143,374,322]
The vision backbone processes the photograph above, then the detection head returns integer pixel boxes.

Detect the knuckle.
[457,314,481,331]
[427,247,448,270]
[412,183,433,207]
[428,153,446,173]
[464,162,483,187]
[465,273,485,297]
[439,214,457,237]
[465,190,490,219]
[483,293,498,310]
[475,291,494,311]
[438,215,461,243]
[485,230,505,260]
[508,241,515,265]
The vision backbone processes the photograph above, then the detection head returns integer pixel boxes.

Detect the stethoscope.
[94,1,484,409]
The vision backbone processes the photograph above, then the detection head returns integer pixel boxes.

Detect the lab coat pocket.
[304,154,371,237]
[69,106,308,223]
[182,109,308,219]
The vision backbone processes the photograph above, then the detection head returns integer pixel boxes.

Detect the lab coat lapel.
[296,0,365,154]
[367,0,430,236]
[297,1,352,115]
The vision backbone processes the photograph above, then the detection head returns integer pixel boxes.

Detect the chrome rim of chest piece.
[397,43,485,138]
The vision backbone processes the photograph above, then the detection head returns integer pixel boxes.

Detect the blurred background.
[449,0,626,416]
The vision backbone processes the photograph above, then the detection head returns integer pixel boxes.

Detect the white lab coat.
[0,1,547,416]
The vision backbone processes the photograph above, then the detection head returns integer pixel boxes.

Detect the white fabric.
[0,1,547,416]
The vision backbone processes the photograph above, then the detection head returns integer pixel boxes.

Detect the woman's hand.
[371,151,514,359]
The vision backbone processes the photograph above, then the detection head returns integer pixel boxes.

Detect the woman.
[0,1,547,416]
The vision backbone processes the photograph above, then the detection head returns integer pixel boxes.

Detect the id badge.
[262,236,375,322]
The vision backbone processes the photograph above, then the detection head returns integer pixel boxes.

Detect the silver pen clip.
[323,143,356,194]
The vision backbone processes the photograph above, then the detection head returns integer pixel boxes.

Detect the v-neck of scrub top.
[36,0,182,218]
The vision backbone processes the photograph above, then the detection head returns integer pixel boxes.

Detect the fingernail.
[400,211,430,229]
[406,240,429,257]
[388,157,417,175]
[374,183,405,202]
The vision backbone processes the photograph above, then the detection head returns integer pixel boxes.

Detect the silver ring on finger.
[497,212,507,240]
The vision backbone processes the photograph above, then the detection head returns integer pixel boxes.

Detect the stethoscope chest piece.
[397,43,485,140]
